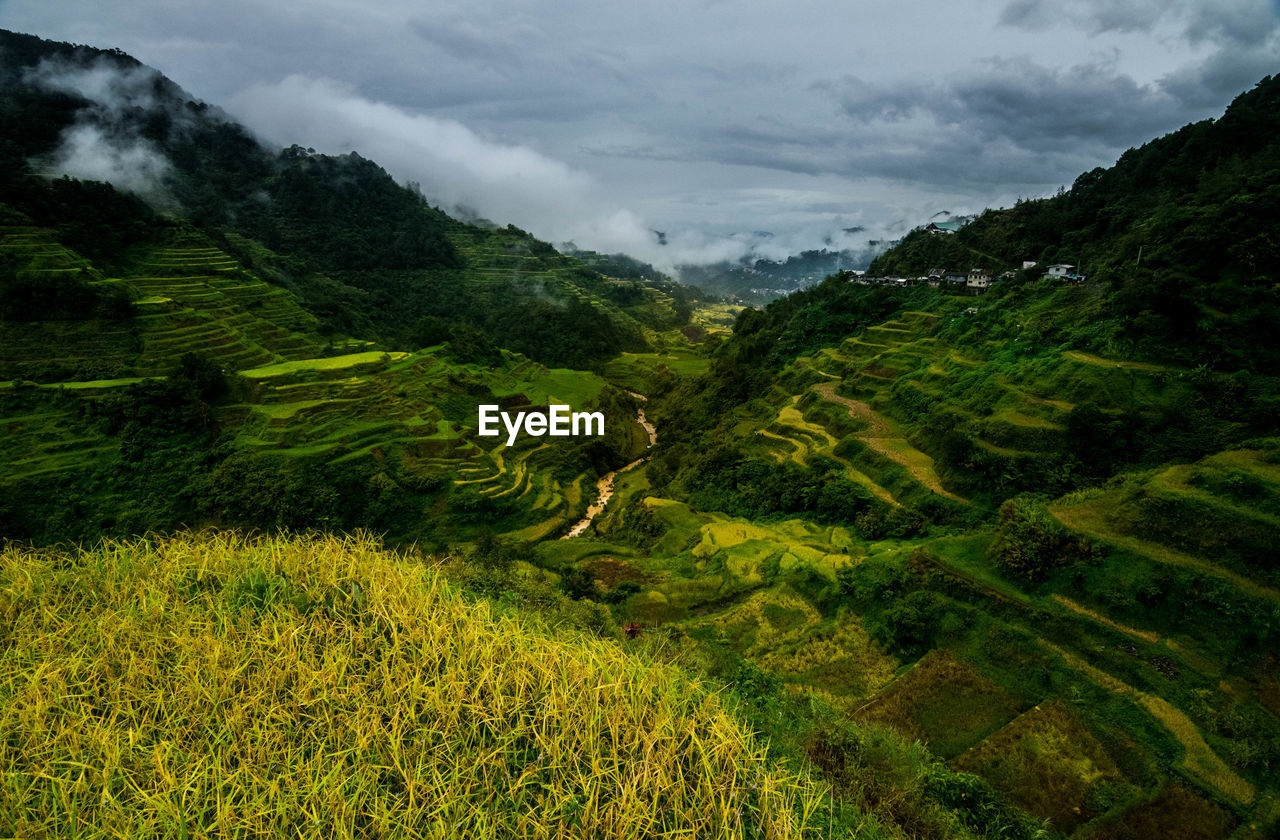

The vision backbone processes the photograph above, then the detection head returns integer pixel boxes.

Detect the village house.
[1044,263,1088,284]
[925,220,963,234]
[966,268,992,294]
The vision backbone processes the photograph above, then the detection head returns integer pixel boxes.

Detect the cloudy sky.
[1,0,1277,267]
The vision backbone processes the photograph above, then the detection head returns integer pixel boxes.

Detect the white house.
[1044,264,1074,279]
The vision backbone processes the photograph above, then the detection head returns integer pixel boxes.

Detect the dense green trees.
[871,75,1280,375]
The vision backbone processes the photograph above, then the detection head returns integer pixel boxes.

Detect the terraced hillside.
[4,28,1280,838]
[443,223,683,341]
[541,299,1280,839]
[0,189,687,545]
[0,220,662,545]
[0,222,328,381]
[0,333,648,543]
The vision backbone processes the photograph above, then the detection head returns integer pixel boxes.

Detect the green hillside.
[615,74,1280,839]
[3,26,1280,840]
[0,28,697,547]
[868,75,1280,375]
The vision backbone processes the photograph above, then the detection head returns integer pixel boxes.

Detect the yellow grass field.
[0,532,829,838]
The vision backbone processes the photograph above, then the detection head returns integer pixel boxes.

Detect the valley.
[2,26,1280,840]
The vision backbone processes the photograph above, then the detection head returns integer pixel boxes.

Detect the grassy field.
[0,532,831,839]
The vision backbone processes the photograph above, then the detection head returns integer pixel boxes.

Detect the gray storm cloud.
[999,0,1279,43]
[223,74,872,272]
[3,0,1272,272]
[226,75,672,261]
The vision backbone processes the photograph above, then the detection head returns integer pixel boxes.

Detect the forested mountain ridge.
[0,28,699,370]
[868,74,1280,374]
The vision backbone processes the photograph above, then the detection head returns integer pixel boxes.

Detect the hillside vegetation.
[0,28,704,546]
[868,75,1280,374]
[612,71,1280,840]
[0,28,701,372]
[0,532,830,838]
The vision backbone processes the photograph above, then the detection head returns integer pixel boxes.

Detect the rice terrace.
[3,13,1280,840]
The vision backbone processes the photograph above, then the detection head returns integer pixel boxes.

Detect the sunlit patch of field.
[239,351,409,379]
[687,588,899,709]
[810,382,964,502]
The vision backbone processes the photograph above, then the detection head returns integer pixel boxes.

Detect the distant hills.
[679,245,887,303]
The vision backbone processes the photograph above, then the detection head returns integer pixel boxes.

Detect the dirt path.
[1051,595,1160,644]
[812,382,965,502]
[1063,350,1168,372]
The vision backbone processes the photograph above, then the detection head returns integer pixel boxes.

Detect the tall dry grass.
[0,532,828,838]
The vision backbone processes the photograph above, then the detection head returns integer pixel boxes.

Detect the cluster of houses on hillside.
[847,261,1086,295]
[848,267,998,294]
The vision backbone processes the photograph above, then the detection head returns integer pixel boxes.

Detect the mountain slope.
[0,28,716,545]
[617,74,1280,839]
[4,26,1280,839]
[868,74,1280,374]
[0,28,690,370]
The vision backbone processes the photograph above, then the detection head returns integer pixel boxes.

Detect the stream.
[562,391,657,538]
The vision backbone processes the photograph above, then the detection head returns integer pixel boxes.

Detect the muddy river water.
[563,392,656,538]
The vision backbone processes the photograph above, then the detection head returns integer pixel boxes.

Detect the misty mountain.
[0,28,698,368]
[678,245,887,302]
